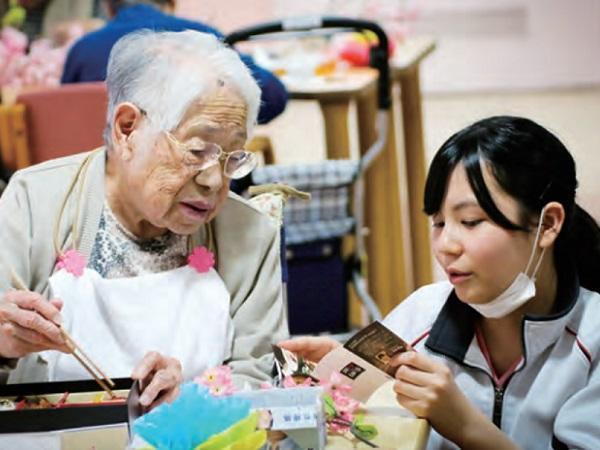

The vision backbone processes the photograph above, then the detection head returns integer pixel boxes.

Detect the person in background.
[0,30,288,408]
[280,116,600,449]
[61,0,287,124]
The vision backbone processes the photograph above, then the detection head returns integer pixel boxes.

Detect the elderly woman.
[0,30,288,408]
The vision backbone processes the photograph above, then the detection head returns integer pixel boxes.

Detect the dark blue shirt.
[61,4,287,124]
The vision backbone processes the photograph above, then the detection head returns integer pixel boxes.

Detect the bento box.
[0,377,135,450]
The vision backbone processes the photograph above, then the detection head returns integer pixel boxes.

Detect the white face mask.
[469,209,547,319]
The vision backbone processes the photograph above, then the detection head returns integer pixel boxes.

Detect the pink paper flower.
[319,371,351,396]
[55,250,86,277]
[194,365,237,397]
[332,389,360,415]
[187,246,215,273]
[195,365,231,386]
[319,371,360,433]
[207,383,237,397]
[260,382,274,390]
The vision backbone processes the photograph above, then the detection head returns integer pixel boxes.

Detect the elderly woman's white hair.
[103,29,261,146]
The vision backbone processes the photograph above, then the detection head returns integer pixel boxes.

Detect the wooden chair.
[0,103,25,171]
[0,82,108,172]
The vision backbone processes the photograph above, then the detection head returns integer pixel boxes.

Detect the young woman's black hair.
[423,115,600,293]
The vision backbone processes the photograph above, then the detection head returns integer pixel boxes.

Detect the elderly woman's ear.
[111,102,146,160]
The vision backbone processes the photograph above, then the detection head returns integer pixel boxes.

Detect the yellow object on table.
[195,411,266,450]
[326,382,430,450]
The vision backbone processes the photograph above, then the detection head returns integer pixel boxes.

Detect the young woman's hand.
[132,351,183,410]
[391,351,518,449]
[277,336,340,363]
[0,290,68,358]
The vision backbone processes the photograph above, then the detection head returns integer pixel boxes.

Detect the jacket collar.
[425,259,580,365]
[521,259,580,364]
[425,290,477,363]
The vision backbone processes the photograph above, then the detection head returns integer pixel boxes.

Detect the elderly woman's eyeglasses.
[164,131,257,180]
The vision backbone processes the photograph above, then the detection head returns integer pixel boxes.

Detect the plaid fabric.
[252,161,359,244]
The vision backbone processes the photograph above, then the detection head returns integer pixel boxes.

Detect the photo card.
[314,321,410,402]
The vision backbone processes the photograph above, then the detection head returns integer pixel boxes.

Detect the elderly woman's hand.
[0,290,68,358]
[131,351,183,409]
[278,336,340,363]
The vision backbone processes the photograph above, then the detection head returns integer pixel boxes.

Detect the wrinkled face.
[123,84,248,235]
[431,164,537,304]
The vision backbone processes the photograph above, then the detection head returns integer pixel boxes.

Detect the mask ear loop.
[524,207,547,279]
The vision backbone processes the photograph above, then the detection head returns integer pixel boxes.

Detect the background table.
[390,37,437,292]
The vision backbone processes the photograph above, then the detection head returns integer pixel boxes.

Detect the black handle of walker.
[224,16,391,110]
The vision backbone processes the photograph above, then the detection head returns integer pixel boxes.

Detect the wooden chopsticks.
[59,328,116,397]
[9,270,116,398]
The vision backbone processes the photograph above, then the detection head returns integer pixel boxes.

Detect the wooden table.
[326,382,430,450]
[390,37,437,291]
[282,68,378,160]
[283,37,436,316]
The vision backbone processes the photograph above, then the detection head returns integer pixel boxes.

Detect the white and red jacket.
[383,266,600,450]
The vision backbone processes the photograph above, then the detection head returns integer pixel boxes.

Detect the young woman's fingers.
[393,378,431,401]
[394,391,432,419]
[277,337,340,362]
[391,350,445,373]
[394,363,439,387]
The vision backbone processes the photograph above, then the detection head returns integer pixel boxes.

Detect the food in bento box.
[0,399,16,411]
[15,397,55,410]
[1,391,127,411]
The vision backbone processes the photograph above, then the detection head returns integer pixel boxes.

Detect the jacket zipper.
[493,386,505,427]
[428,315,533,433]
[435,354,513,429]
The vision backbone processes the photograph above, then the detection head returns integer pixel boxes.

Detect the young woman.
[280,116,600,449]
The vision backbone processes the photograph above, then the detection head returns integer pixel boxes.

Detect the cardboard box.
[236,387,327,450]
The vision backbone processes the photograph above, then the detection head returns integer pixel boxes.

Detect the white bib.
[44,265,233,381]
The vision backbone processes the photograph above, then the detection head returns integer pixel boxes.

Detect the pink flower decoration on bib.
[187,246,215,273]
[55,249,86,277]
